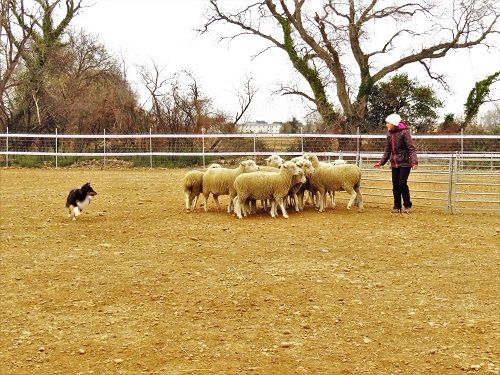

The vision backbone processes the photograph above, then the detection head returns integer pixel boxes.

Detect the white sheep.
[233,161,303,219]
[272,167,308,216]
[265,154,284,168]
[202,159,259,213]
[303,153,363,212]
[182,170,204,212]
[290,158,316,212]
[182,164,222,212]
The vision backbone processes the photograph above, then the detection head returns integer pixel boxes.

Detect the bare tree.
[232,76,258,126]
[138,61,170,131]
[202,0,499,132]
[0,0,37,128]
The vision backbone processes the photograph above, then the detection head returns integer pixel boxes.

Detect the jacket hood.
[397,121,408,130]
[389,121,408,132]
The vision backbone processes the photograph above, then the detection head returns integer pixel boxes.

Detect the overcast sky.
[72,0,499,124]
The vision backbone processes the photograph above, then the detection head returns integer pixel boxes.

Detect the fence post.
[453,153,459,213]
[103,129,106,168]
[202,128,206,168]
[356,127,361,166]
[55,128,58,168]
[446,155,454,214]
[253,132,256,160]
[300,125,304,154]
[460,129,464,171]
[5,126,8,167]
[149,127,153,169]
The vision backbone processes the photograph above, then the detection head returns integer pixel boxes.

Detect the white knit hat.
[385,113,401,126]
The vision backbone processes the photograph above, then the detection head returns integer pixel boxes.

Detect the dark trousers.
[391,167,412,209]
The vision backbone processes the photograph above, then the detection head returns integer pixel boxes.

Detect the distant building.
[236,120,282,134]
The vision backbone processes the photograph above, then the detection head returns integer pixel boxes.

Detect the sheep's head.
[294,168,307,184]
[294,159,315,177]
[302,153,320,167]
[266,154,284,168]
[240,160,259,172]
[281,161,302,176]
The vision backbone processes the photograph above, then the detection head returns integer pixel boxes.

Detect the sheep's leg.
[184,190,191,211]
[345,186,356,210]
[297,191,304,211]
[305,190,313,205]
[293,193,300,212]
[277,197,289,218]
[234,196,243,219]
[330,191,336,210]
[313,191,320,209]
[250,199,256,214]
[354,185,364,212]
[318,189,326,212]
[241,197,250,217]
[262,199,268,212]
[228,193,235,213]
[191,193,199,211]
[203,193,210,212]
[242,200,250,217]
[213,194,220,210]
[269,200,277,218]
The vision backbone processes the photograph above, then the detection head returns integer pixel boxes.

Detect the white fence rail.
[1,129,499,167]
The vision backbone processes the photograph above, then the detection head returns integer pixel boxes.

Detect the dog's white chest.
[77,196,92,211]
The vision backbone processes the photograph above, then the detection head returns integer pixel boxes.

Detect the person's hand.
[412,164,418,170]
[373,163,381,168]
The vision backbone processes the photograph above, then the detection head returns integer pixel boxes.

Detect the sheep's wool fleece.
[183,170,204,192]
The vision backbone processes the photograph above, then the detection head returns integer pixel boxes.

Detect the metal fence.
[0,129,499,167]
[1,130,499,213]
[357,155,499,213]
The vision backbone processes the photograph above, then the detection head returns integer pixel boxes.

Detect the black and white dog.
[66,182,97,220]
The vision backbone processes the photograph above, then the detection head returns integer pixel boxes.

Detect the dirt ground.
[0,167,498,374]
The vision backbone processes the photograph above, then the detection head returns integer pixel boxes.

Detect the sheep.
[272,167,308,216]
[181,164,223,212]
[301,152,343,207]
[265,154,284,168]
[202,159,259,213]
[291,158,316,212]
[182,170,204,212]
[233,161,303,219]
[303,153,364,212]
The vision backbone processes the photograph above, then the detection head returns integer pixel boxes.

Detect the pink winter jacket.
[378,122,418,168]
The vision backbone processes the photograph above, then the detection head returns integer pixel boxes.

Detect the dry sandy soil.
[0,167,498,374]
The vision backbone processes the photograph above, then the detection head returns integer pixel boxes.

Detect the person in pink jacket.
[374,113,418,213]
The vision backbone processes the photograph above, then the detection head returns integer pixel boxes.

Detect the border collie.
[66,182,97,220]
